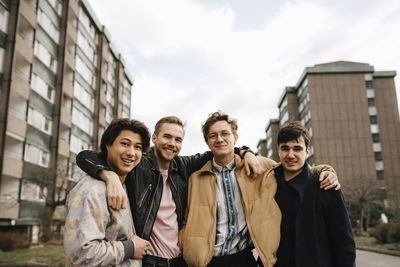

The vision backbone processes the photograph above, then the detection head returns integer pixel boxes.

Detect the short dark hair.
[201,111,238,141]
[100,118,150,158]
[277,121,311,148]
[154,116,185,136]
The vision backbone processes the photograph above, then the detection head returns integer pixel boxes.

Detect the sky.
[87,0,400,155]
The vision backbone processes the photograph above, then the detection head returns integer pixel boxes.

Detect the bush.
[0,230,30,251]
[369,222,400,243]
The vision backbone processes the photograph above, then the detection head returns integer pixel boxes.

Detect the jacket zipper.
[139,183,152,207]
[142,173,161,238]
[169,175,182,226]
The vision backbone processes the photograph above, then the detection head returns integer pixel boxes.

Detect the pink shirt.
[147,168,181,259]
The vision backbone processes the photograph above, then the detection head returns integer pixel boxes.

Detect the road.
[357,249,400,267]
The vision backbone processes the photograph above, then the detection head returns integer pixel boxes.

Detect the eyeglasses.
[207,132,232,142]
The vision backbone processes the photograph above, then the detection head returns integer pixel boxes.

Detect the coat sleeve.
[76,150,109,178]
[64,184,134,266]
[322,189,356,267]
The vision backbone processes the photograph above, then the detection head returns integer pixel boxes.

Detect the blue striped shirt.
[212,158,253,256]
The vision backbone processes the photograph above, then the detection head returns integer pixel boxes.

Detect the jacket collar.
[274,163,314,204]
[143,147,178,173]
[198,155,245,177]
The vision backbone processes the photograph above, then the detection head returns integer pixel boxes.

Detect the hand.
[101,170,127,209]
[243,152,261,178]
[319,171,341,191]
[132,235,150,259]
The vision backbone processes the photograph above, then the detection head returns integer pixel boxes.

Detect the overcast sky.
[87,0,400,155]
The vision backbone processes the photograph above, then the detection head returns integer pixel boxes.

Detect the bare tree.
[344,175,382,234]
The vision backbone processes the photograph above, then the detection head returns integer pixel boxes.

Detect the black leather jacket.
[76,148,213,240]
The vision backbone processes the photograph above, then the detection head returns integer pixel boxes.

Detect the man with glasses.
[179,111,339,267]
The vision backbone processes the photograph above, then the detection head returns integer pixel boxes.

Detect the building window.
[31,74,55,102]
[367,98,376,107]
[24,144,50,167]
[73,81,94,112]
[370,115,378,124]
[37,8,60,42]
[47,0,62,15]
[72,107,93,135]
[377,170,384,180]
[366,80,373,89]
[372,133,380,143]
[27,107,52,134]
[374,152,382,161]
[75,56,94,86]
[77,30,96,62]
[21,181,47,202]
[0,4,9,33]
[34,40,58,72]
[70,134,91,154]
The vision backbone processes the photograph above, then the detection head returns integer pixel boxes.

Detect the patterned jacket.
[64,175,141,267]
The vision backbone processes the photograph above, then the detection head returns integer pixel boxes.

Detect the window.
[106,85,114,104]
[47,0,62,15]
[31,74,54,102]
[0,4,9,33]
[78,9,96,40]
[34,40,57,72]
[376,170,384,180]
[74,81,94,111]
[77,30,96,62]
[27,107,52,134]
[0,47,5,73]
[21,181,47,202]
[75,56,94,86]
[374,152,382,161]
[366,80,373,89]
[24,143,50,167]
[70,134,90,154]
[370,115,378,124]
[72,107,93,135]
[372,133,380,143]
[367,98,375,107]
[37,9,60,42]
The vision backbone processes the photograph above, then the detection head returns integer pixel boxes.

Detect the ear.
[306,146,311,157]
[152,133,157,144]
[106,144,110,151]
[233,133,239,145]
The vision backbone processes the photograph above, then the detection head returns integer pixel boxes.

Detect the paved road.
[357,249,400,267]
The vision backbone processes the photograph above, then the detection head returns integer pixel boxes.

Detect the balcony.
[2,155,23,178]
[0,202,19,219]
[20,0,37,27]
[6,113,27,139]
[58,140,70,158]
[11,70,30,100]
[63,80,74,99]
[60,107,72,127]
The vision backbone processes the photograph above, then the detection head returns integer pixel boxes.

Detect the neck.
[106,158,126,184]
[214,153,235,167]
[119,174,127,184]
[154,147,171,170]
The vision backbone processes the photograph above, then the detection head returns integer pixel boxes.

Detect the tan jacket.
[179,155,282,267]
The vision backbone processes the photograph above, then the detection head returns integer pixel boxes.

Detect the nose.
[287,149,295,158]
[126,146,134,157]
[215,134,224,142]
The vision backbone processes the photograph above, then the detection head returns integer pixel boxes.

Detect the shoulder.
[68,175,107,203]
[257,156,278,172]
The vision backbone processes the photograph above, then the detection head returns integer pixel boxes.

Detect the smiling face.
[106,130,143,181]
[278,136,310,181]
[206,120,238,165]
[152,123,184,169]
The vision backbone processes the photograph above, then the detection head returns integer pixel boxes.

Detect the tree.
[344,175,382,234]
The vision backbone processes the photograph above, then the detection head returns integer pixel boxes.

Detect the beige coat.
[179,155,282,267]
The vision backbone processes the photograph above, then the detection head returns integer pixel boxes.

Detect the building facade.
[0,0,133,242]
[261,61,400,209]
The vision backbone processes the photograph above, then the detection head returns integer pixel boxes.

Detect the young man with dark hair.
[75,116,260,267]
[273,121,355,267]
[64,118,151,266]
[179,112,340,267]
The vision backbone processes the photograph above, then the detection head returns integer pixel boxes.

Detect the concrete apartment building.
[259,61,400,209]
[0,0,133,241]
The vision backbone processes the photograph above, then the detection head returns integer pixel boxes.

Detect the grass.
[0,245,64,266]
[355,235,400,251]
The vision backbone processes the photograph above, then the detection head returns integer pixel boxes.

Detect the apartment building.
[261,61,400,209]
[0,0,133,241]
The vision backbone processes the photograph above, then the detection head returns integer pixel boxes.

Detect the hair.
[277,121,311,148]
[100,118,150,159]
[153,116,185,136]
[201,111,238,141]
